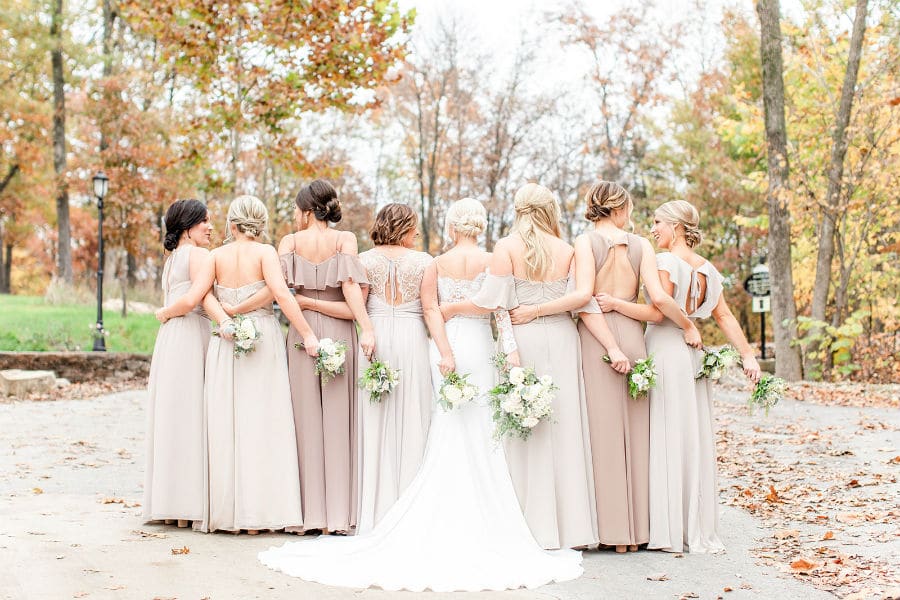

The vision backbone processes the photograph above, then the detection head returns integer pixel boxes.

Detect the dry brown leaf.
[73,593,88,598]
[847,479,861,488]
[131,529,167,539]
[723,587,733,592]
[889,456,900,464]
[170,546,190,555]
[32,487,43,494]
[100,497,140,508]
[774,529,800,540]
[789,558,820,573]
[821,531,834,540]
[647,572,669,581]
[836,512,864,524]
[765,485,782,503]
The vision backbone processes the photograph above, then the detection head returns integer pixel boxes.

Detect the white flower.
[238,318,256,339]
[462,385,477,401]
[318,338,336,353]
[508,367,526,385]
[501,394,523,415]
[237,339,254,350]
[443,385,463,403]
[539,374,553,387]
[521,416,539,428]
[522,384,541,402]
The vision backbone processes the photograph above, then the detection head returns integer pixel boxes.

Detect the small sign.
[752,296,771,313]
[744,270,771,297]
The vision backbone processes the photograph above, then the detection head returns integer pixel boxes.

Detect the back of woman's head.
[655,200,702,247]
[163,199,207,251]
[295,179,342,224]
[512,183,561,280]
[444,197,486,242]
[370,203,417,246]
[226,195,270,243]
[584,181,632,223]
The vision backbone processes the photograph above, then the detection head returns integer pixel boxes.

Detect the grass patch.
[0,295,159,354]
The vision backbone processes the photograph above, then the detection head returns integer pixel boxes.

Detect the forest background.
[0,0,898,383]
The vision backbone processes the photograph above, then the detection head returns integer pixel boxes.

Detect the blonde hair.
[225,195,270,242]
[655,200,702,247]
[584,181,632,229]
[444,197,487,242]
[511,183,561,280]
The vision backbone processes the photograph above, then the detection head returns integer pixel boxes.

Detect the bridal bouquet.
[696,345,741,381]
[359,357,400,403]
[604,354,657,399]
[295,337,348,383]
[748,374,785,416]
[488,353,555,441]
[437,371,479,411]
[219,314,261,358]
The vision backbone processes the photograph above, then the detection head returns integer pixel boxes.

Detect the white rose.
[237,339,253,350]
[501,394,523,415]
[631,373,647,387]
[523,384,541,402]
[539,375,553,387]
[318,338,335,353]
[521,416,539,428]
[508,367,526,386]
[239,319,256,339]
[462,385,477,401]
[444,386,463,403]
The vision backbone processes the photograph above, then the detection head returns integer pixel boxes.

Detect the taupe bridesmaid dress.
[280,244,368,533]
[576,231,650,547]
[355,249,434,533]
[197,281,303,533]
[472,273,598,550]
[144,246,210,522]
[646,252,725,553]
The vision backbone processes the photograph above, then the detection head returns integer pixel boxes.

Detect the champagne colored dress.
[355,249,434,532]
[197,281,303,533]
[472,273,598,550]
[281,249,368,533]
[646,252,725,553]
[576,231,650,546]
[144,246,210,522]
[258,273,584,591]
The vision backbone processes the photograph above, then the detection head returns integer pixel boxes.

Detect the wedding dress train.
[258,275,583,591]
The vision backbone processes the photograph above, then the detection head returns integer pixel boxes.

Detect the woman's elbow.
[647,309,665,324]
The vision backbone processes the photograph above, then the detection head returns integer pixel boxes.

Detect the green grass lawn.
[0,295,159,354]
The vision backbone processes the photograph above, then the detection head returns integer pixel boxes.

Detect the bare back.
[279,229,353,263]
[434,245,491,281]
[502,233,574,282]
[212,241,268,288]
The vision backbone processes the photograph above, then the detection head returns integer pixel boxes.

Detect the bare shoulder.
[337,230,359,254]
[277,234,295,254]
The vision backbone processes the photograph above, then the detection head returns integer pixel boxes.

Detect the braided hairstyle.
[655,200,703,247]
[225,195,270,243]
[511,183,562,280]
[295,179,342,224]
[584,181,632,225]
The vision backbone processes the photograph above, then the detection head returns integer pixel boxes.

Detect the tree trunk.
[0,225,7,294]
[807,0,868,375]
[126,251,137,289]
[756,0,802,380]
[0,164,19,195]
[51,0,72,284]
[1,244,11,294]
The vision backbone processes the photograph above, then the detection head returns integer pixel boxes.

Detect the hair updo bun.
[296,179,342,224]
[655,200,703,248]
[584,181,631,222]
[225,195,270,243]
[444,198,486,242]
[162,199,208,251]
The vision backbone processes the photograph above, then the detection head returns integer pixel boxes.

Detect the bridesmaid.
[459,183,599,550]
[278,180,375,535]
[574,182,702,553]
[356,203,437,532]
[604,200,760,553]
[197,195,318,534]
[145,199,214,527]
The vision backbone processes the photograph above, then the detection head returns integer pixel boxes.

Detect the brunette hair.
[655,200,703,247]
[163,199,207,251]
[511,183,561,280]
[584,181,632,222]
[295,179,342,223]
[369,203,417,246]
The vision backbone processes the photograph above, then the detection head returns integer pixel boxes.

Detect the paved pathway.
[0,390,839,600]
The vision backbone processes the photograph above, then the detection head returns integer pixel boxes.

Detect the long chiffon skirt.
[258,317,583,591]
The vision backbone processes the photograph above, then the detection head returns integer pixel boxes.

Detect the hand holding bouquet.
[437,371,479,411]
[359,357,400,403]
[219,314,261,358]
[488,353,555,441]
[696,345,741,381]
[748,374,784,415]
[296,337,347,383]
[602,354,657,399]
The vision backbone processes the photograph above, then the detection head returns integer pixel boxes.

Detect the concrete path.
[0,390,836,600]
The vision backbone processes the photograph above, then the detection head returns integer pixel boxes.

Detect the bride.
[258,198,583,592]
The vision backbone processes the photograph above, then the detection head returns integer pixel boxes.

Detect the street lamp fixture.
[92,171,109,352]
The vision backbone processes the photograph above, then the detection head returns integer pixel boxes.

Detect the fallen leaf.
[889,456,900,465]
[790,558,820,573]
[32,487,43,494]
[774,529,800,540]
[724,587,733,592]
[170,546,190,555]
[836,512,864,524]
[765,485,782,503]
[647,572,669,581]
[131,529,167,539]
[822,531,834,540]
[100,497,140,508]
[73,593,88,598]
[679,594,699,599]
[847,479,861,488]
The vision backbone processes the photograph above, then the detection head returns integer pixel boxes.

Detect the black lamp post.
[92,171,109,352]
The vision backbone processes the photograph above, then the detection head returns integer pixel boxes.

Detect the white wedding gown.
[258,274,584,592]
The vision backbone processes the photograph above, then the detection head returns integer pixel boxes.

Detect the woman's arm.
[509,237,592,323]
[261,245,318,356]
[578,312,630,374]
[421,262,454,376]
[596,293,664,323]
[441,242,515,320]
[338,231,375,359]
[222,286,274,316]
[155,248,215,322]
[711,294,762,383]
[638,241,702,348]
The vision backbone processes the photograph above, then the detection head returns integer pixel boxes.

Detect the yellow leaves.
[822,530,835,540]
[765,485,782,503]
[789,557,820,573]
[32,487,43,494]
[100,497,141,508]
[170,546,190,555]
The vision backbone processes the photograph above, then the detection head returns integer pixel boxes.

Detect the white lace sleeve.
[493,310,517,354]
